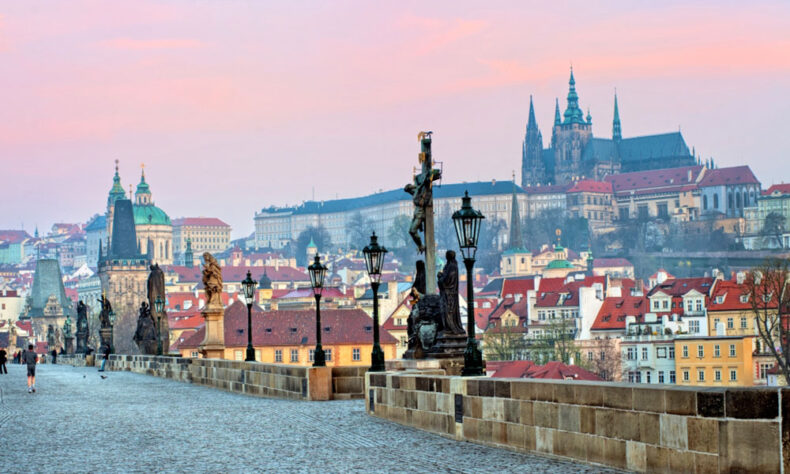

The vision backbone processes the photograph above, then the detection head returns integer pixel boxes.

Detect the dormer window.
[740,294,749,304]
[715,296,724,304]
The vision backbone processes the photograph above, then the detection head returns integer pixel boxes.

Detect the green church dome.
[546,259,575,269]
[133,204,171,226]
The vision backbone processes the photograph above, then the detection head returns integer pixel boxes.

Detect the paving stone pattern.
[0,365,617,473]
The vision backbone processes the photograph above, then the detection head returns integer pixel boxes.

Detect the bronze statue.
[147,264,165,307]
[63,315,72,339]
[404,132,441,253]
[133,301,157,354]
[202,252,223,308]
[438,250,464,335]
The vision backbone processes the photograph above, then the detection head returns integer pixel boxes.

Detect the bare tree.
[483,326,528,361]
[527,317,579,364]
[764,212,786,249]
[579,338,622,381]
[745,258,790,385]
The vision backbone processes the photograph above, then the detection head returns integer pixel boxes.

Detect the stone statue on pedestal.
[202,252,223,309]
[76,300,88,354]
[438,250,464,335]
[98,294,112,329]
[133,301,157,355]
[147,264,168,353]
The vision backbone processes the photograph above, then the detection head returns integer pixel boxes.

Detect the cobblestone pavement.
[0,364,621,473]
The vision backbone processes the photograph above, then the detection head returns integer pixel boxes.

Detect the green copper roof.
[563,68,586,125]
[307,237,317,249]
[546,259,575,269]
[502,247,529,255]
[613,93,622,140]
[108,162,126,204]
[133,204,171,226]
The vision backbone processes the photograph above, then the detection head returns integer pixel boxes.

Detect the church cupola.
[107,159,126,209]
[612,93,622,141]
[135,164,152,206]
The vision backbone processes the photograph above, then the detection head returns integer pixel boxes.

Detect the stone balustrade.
[366,372,788,472]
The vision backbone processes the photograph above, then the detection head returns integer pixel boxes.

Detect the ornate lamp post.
[363,232,388,372]
[308,255,327,367]
[108,309,116,354]
[154,296,165,355]
[241,271,257,362]
[452,191,485,376]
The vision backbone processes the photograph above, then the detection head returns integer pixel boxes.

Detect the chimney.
[736,272,745,285]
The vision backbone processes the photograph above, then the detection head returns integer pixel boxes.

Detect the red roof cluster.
[0,230,32,244]
[606,165,703,197]
[591,295,648,331]
[180,301,395,349]
[647,277,714,298]
[501,278,537,298]
[165,265,309,284]
[566,180,613,194]
[698,166,760,187]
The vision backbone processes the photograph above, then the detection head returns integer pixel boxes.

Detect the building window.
[682,345,688,358]
[353,348,361,361]
[400,336,407,347]
[587,351,593,361]
[740,318,747,329]
[727,318,734,329]
[646,371,651,384]
[663,300,669,310]
[760,363,771,379]
[642,347,648,360]
[191,351,199,358]
[698,369,705,382]
[234,350,243,361]
[696,300,702,312]
[670,371,676,383]
[290,349,299,362]
[657,347,667,358]
[689,321,700,334]
[309,349,315,362]
[714,369,721,382]
[659,371,665,384]
[275,350,283,363]
[325,349,332,362]
[697,345,704,358]
[683,370,690,382]
[626,347,636,360]
[729,369,737,381]
[729,344,736,357]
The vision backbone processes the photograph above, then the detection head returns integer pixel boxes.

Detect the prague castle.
[522,69,695,186]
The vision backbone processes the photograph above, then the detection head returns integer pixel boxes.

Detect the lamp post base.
[245,346,255,362]
[313,343,326,367]
[370,344,385,372]
[461,338,484,377]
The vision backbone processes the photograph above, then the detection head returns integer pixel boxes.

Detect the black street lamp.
[154,295,165,355]
[452,191,485,376]
[242,271,257,362]
[363,232,388,372]
[308,255,327,367]
[108,309,116,355]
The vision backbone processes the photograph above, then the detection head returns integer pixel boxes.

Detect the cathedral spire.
[509,171,523,250]
[108,159,126,209]
[554,98,561,126]
[563,67,585,124]
[527,95,538,131]
[612,93,622,141]
[135,163,152,205]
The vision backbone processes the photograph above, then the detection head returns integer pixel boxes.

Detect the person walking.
[0,347,7,374]
[23,344,37,393]
[98,346,110,372]
[51,349,57,365]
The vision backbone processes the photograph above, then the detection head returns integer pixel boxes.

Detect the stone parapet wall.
[366,373,789,472]
[58,354,88,367]
[109,355,332,401]
[331,366,367,399]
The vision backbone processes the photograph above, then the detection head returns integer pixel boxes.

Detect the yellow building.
[179,301,397,367]
[381,300,411,358]
[674,335,754,387]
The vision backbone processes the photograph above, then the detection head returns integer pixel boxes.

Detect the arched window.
[714,194,719,209]
[728,193,733,209]
[736,193,742,209]
[743,191,748,207]
[703,195,708,210]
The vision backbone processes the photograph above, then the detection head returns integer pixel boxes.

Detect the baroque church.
[521,69,695,186]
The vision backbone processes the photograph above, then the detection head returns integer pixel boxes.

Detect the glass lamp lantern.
[452,191,485,260]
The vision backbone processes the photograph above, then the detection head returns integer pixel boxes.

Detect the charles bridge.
[3,355,786,472]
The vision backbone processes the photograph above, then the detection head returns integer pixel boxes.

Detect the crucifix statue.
[404,131,441,295]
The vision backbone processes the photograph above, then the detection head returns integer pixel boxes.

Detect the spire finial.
[612,92,622,141]
[554,98,561,126]
[141,162,145,180]
[129,184,133,199]
[527,95,538,131]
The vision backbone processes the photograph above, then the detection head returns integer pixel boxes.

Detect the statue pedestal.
[76,331,87,354]
[200,305,225,359]
[385,357,467,376]
[428,332,467,358]
[64,336,74,355]
[99,327,113,352]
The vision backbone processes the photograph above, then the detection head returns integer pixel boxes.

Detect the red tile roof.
[165,265,309,284]
[567,180,613,194]
[646,277,714,298]
[172,217,230,228]
[0,230,32,244]
[594,258,632,268]
[490,360,536,378]
[381,300,411,331]
[764,184,790,196]
[501,278,537,298]
[698,166,760,187]
[180,300,396,349]
[523,361,602,381]
[591,295,648,331]
[605,166,703,197]
[170,329,198,352]
[168,313,205,330]
[707,279,752,312]
[535,291,579,308]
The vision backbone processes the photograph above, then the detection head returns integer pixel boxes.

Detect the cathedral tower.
[553,68,593,184]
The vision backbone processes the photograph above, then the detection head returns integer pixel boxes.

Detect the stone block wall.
[109,355,332,401]
[331,366,367,399]
[58,354,88,367]
[366,373,789,472]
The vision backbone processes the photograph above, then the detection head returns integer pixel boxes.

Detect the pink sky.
[1,1,789,238]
